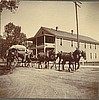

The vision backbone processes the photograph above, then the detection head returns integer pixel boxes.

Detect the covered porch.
[27,35,56,56]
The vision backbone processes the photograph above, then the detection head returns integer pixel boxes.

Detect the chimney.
[56,26,58,31]
[71,30,73,34]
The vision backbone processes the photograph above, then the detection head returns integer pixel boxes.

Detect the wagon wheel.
[7,58,18,74]
[10,58,18,69]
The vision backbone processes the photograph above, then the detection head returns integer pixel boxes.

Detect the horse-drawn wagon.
[6,45,33,72]
[2,44,86,74]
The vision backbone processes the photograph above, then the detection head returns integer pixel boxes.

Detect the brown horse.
[56,49,86,72]
[37,50,56,69]
[73,50,86,70]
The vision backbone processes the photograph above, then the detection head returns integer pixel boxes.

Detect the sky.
[1,1,99,41]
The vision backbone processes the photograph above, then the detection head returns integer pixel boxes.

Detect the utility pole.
[0,10,1,36]
[73,0,82,49]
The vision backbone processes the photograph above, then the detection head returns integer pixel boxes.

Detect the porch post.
[44,35,46,53]
[55,36,57,54]
[36,38,37,57]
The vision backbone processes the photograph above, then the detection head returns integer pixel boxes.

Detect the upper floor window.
[45,36,55,43]
[90,53,92,59]
[95,44,96,49]
[60,38,62,46]
[90,43,91,49]
[95,53,97,59]
[71,40,73,47]
[84,43,86,48]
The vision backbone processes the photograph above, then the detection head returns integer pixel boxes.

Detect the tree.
[4,22,27,46]
[0,0,20,35]
[0,0,20,59]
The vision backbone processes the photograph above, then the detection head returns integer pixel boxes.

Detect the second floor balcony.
[32,35,55,46]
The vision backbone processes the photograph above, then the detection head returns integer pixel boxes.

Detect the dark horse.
[73,50,86,70]
[57,49,86,71]
[37,50,56,69]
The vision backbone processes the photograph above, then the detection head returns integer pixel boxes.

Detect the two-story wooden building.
[27,27,99,63]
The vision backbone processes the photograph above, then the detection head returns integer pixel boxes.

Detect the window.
[90,43,91,49]
[84,43,86,48]
[95,44,96,49]
[95,53,97,59]
[90,53,92,59]
[45,36,55,43]
[71,40,73,47]
[60,38,62,46]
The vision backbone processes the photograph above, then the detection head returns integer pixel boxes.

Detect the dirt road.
[0,66,98,99]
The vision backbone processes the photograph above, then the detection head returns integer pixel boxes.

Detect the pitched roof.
[28,26,99,45]
[41,27,99,44]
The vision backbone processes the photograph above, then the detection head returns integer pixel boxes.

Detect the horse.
[37,52,48,69]
[17,51,31,67]
[37,50,56,69]
[74,50,86,70]
[29,52,38,67]
[56,49,86,72]
[48,50,57,69]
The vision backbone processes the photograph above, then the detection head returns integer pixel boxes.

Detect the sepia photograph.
[0,0,99,99]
